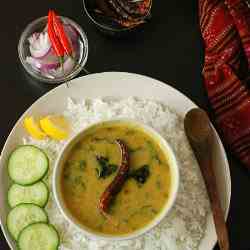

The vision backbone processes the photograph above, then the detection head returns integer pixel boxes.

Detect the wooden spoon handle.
[196,149,230,250]
[184,108,229,250]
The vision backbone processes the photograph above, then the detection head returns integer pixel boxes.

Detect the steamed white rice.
[23,97,210,250]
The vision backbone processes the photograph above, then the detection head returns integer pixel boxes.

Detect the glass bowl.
[83,0,152,37]
[18,16,88,84]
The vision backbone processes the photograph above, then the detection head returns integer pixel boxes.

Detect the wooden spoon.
[184,108,230,250]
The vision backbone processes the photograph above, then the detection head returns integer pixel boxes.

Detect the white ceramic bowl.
[53,119,179,240]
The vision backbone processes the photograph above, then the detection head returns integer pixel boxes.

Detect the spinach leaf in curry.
[129,165,150,184]
[96,156,118,179]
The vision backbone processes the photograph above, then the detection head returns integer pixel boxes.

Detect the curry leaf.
[129,165,150,184]
[96,156,118,179]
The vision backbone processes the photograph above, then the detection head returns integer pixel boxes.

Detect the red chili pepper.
[99,139,130,215]
[47,10,64,63]
[51,10,73,56]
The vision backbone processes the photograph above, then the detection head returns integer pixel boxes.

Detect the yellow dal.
[61,122,171,235]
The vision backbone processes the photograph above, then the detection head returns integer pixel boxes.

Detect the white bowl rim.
[53,118,180,241]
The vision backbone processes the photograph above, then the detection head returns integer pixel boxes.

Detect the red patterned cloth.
[199,0,250,166]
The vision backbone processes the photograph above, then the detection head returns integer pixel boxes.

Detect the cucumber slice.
[8,182,49,208]
[18,223,59,250]
[8,145,49,185]
[7,203,48,240]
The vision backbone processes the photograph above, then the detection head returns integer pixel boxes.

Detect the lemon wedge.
[23,117,47,140]
[40,115,70,140]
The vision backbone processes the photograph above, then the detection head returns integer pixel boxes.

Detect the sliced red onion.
[49,57,75,77]
[40,61,59,71]
[26,23,79,78]
[27,45,59,69]
[40,48,58,63]
[26,56,59,71]
[64,24,78,43]
[27,32,40,44]
[29,32,51,58]
[26,56,42,69]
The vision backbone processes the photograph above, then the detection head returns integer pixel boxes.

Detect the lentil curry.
[61,121,172,235]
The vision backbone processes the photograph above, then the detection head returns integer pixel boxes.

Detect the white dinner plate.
[0,72,231,250]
